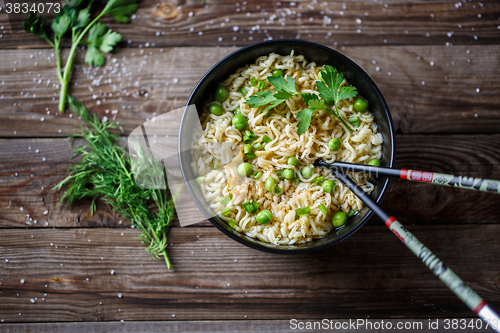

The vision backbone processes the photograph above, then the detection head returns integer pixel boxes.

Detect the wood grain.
[0,226,499,323]
[0,319,491,333]
[1,135,500,229]
[1,0,500,327]
[0,45,499,138]
[1,0,499,49]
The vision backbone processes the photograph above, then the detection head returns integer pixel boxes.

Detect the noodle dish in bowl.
[179,40,395,253]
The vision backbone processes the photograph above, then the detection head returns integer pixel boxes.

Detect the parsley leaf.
[22,12,48,39]
[304,94,324,109]
[316,65,357,103]
[273,90,293,100]
[245,90,276,108]
[295,94,325,135]
[245,75,299,114]
[267,75,300,96]
[244,90,288,113]
[73,6,91,31]
[51,6,75,37]
[84,22,122,66]
[296,108,315,135]
[98,30,122,53]
[300,93,317,106]
[315,65,358,131]
[85,45,106,67]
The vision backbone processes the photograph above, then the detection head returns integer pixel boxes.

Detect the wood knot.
[51,276,68,284]
[157,2,178,19]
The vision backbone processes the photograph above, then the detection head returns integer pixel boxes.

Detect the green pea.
[322,180,335,193]
[283,168,294,180]
[301,166,313,179]
[265,176,276,192]
[272,69,283,77]
[256,209,273,224]
[354,97,369,112]
[232,115,248,131]
[332,211,348,227]
[368,159,381,166]
[287,156,298,167]
[196,176,205,184]
[209,103,223,116]
[328,138,341,151]
[234,106,241,116]
[237,162,253,176]
[214,85,229,102]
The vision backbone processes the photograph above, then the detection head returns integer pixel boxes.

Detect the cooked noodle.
[191,51,383,245]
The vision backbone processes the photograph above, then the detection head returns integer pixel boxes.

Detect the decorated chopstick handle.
[400,169,500,194]
[385,217,492,316]
[315,160,500,195]
[334,171,500,331]
[385,216,500,332]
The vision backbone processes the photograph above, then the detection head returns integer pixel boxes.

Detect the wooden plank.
[0,226,498,322]
[1,134,500,228]
[1,0,499,49]
[0,45,499,137]
[0,319,493,333]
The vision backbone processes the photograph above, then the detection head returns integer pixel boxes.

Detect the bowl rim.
[180,39,395,253]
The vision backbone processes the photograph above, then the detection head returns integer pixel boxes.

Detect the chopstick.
[332,170,500,331]
[314,160,500,194]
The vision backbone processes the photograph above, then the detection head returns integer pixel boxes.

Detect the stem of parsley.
[23,0,138,112]
[58,12,105,112]
[327,104,352,132]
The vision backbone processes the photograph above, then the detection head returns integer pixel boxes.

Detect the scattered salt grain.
[476,88,480,93]
[111,270,115,275]
[30,299,35,303]
[118,293,123,298]
[20,279,25,283]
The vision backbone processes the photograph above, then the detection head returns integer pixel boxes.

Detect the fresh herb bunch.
[245,65,358,135]
[54,96,175,268]
[22,0,139,112]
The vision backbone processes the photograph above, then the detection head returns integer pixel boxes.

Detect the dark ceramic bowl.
[180,40,395,253]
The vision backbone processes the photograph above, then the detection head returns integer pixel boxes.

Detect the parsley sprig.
[22,0,139,112]
[245,65,358,135]
[54,96,175,268]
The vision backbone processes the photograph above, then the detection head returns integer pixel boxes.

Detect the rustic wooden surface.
[1,0,500,332]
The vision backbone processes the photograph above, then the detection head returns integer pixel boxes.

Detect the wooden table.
[1,0,499,332]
